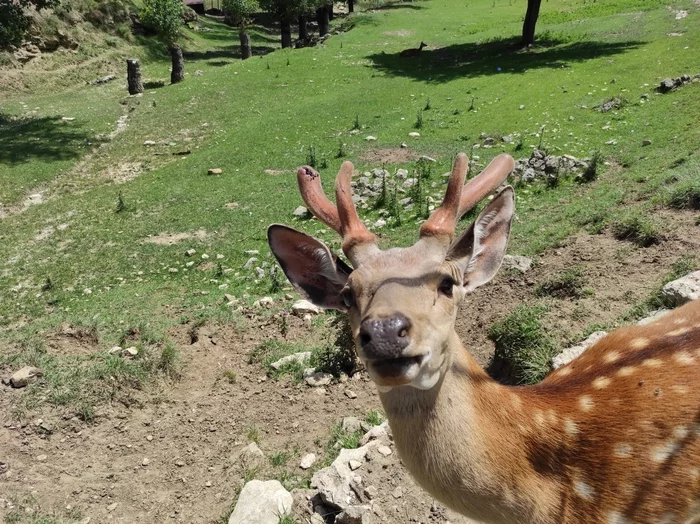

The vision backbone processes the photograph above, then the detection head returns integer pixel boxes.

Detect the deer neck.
[377,332,559,524]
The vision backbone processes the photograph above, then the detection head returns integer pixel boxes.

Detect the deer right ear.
[267,225,352,310]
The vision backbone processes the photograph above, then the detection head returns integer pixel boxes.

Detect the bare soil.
[1,210,699,523]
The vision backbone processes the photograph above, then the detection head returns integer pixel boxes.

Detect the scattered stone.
[501,255,533,273]
[237,442,265,465]
[312,444,373,509]
[293,206,309,217]
[483,137,496,146]
[658,74,696,93]
[142,458,150,466]
[336,505,372,524]
[61,117,75,121]
[207,168,223,175]
[244,250,259,256]
[365,136,377,141]
[344,389,358,399]
[605,139,618,146]
[5,366,44,388]
[107,502,118,512]
[552,331,608,369]
[661,270,700,307]
[270,352,312,370]
[377,445,392,457]
[408,132,420,138]
[642,139,652,147]
[292,300,322,316]
[91,74,116,86]
[254,296,274,308]
[36,454,47,461]
[400,142,408,148]
[519,104,525,110]
[122,347,138,357]
[392,486,403,499]
[502,135,514,143]
[597,97,623,112]
[342,417,362,434]
[419,155,436,163]
[185,249,196,256]
[360,421,389,446]
[637,309,670,326]
[229,480,293,524]
[108,346,122,355]
[373,219,386,229]
[143,140,156,146]
[348,460,362,471]
[300,453,317,470]
[243,257,258,269]
[305,371,333,387]
[363,486,378,499]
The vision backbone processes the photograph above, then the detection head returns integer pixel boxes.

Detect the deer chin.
[367,350,441,391]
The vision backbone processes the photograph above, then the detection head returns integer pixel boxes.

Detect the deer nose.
[359,314,412,359]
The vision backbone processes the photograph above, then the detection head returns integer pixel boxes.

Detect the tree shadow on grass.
[0,114,96,166]
[367,36,644,83]
[374,2,425,10]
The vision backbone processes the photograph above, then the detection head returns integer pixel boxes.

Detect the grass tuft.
[535,266,588,299]
[611,212,662,247]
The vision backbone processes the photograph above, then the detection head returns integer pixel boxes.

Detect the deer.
[399,41,427,57]
[267,152,700,524]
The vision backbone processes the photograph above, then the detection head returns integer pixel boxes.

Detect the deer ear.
[267,225,352,310]
[446,187,514,293]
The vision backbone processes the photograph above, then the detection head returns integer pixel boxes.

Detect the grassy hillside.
[1,0,699,412]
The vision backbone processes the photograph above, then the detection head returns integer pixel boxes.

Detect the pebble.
[377,445,392,457]
[185,249,196,256]
[344,389,358,399]
[142,458,150,466]
[36,454,48,461]
[392,486,403,499]
[300,453,317,470]
[107,502,118,512]
[349,460,362,471]
[208,168,223,175]
[408,132,420,138]
[146,435,153,442]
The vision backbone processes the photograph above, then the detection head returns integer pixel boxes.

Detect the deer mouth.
[368,354,426,383]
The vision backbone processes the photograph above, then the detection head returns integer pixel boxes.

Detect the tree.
[521,0,542,47]
[259,0,325,48]
[140,0,185,83]
[222,0,257,59]
[0,0,61,49]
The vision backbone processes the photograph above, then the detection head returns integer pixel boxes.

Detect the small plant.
[365,410,384,426]
[286,56,290,66]
[312,315,357,376]
[336,139,346,159]
[414,109,423,129]
[514,133,524,152]
[266,60,270,69]
[453,108,462,115]
[270,450,293,467]
[373,169,388,210]
[305,145,317,168]
[319,157,328,169]
[468,96,476,112]
[247,426,260,443]
[424,97,431,110]
[158,342,180,379]
[535,266,587,299]
[41,277,53,292]
[577,150,603,184]
[611,212,661,247]
[115,191,127,213]
[279,311,289,337]
[487,304,558,385]
[223,370,237,384]
[269,266,282,293]
[352,113,360,130]
[537,125,546,151]
[666,180,700,210]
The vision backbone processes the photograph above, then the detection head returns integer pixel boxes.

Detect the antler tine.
[296,166,343,233]
[458,153,514,217]
[335,161,377,256]
[419,152,469,240]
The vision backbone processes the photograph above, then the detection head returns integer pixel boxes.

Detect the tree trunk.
[169,44,185,83]
[348,0,354,13]
[239,31,251,59]
[317,6,329,36]
[281,15,292,48]
[126,58,143,95]
[328,2,334,21]
[298,15,308,41]
[521,0,542,47]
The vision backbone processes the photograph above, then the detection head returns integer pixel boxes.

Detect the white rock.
[365,136,377,141]
[235,442,264,466]
[344,389,358,399]
[292,299,321,316]
[341,416,362,433]
[348,460,362,471]
[359,421,389,446]
[229,480,293,524]
[300,453,317,470]
[551,331,608,369]
[661,271,700,307]
[270,352,311,370]
[293,206,309,217]
[5,366,44,388]
[501,254,533,273]
[254,296,274,308]
[637,309,671,326]
[373,219,386,229]
[408,132,420,138]
[377,445,392,457]
[122,346,138,357]
[336,505,372,523]
[311,443,376,509]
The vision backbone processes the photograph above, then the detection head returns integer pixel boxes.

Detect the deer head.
[268,153,515,391]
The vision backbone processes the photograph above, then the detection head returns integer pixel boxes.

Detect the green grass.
[3,494,82,523]
[535,266,588,299]
[487,304,558,385]
[1,0,700,418]
[610,211,662,247]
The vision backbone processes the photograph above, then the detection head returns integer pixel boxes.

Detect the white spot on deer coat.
[608,511,631,524]
[651,441,681,463]
[642,358,662,368]
[574,479,595,500]
[604,351,621,363]
[564,418,579,437]
[579,395,594,412]
[630,337,649,350]
[593,376,611,389]
[617,366,636,377]
[669,327,692,337]
[614,443,633,458]
[673,351,694,365]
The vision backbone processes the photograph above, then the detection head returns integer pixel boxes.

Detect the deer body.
[268,153,700,523]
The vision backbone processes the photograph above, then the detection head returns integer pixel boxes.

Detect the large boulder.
[229,480,293,524]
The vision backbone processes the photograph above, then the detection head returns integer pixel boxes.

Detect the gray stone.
[359,421,389,446]
[552,331,608,369]
[207,168,223,175]
[243,257,258,269]
[5,366,44,388]
[642,139,652,147]
[229,480,293,524]
[236,442,264,466]
[342,416,362,434]
[373,219,386,229]
[501,254,533,273]
[502,135,514,143]
[483,137,496,146]
[305,371,332,387]
[311,444,375,510]
[419,155,437,163]
[396,168,408,179]
[270,352,312,370]
[661,271,700,307]
[292,299,322,316]
[659,78,676,93]
[254,296,273,308]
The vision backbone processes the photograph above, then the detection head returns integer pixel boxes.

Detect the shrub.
[487,304,557,384]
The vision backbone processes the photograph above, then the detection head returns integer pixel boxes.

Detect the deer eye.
[438,277,455,298]
[341,288,356,309]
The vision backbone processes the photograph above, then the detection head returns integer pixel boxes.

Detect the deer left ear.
[446,187,514,293]
[267,224,352,310]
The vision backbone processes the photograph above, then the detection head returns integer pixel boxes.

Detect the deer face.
[268,154,515,391]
